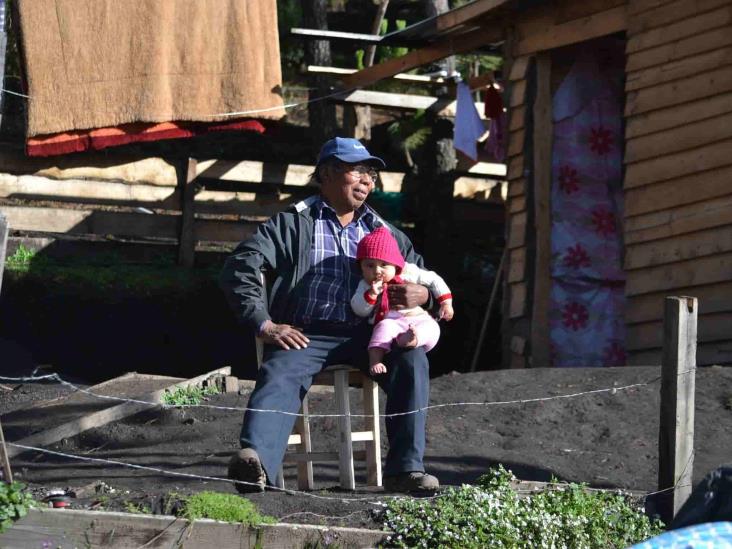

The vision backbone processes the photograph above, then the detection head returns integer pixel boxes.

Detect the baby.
[351,227,454,375]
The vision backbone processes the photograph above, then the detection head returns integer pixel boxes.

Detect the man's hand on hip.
[387,282,429,309]
[259,320,310,350]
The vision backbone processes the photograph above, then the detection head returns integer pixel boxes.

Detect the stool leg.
[295,394,314,490]
[362,377,382,487]
[334,369,355,490]
[276,467,285,490]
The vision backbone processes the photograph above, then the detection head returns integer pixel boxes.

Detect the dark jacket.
[219,195,426,331]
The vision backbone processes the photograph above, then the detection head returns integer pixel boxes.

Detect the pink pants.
[369,311,441,353]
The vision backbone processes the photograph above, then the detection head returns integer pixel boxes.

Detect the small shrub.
[0,482,36,533]
[381,466,664,549]
[161,384,220,406]
[182,491,275,526]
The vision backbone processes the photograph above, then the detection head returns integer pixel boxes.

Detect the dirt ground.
[3,365,732,530]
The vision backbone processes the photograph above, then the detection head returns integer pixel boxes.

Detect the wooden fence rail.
[0,158,503,266]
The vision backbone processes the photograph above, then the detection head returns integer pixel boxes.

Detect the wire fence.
[0,369,689,511]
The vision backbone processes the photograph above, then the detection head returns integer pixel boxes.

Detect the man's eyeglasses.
[337,163,379,182]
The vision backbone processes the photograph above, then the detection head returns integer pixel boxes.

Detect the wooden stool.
[278,364,382,490]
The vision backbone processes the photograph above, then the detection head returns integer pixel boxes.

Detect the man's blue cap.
[316,137,386,168]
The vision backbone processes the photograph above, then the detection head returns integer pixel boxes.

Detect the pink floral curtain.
[549,50,625,367]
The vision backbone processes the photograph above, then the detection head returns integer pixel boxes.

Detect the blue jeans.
[239,322,429,484]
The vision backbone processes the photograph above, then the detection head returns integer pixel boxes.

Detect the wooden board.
[508,178,526,197]
[626,24,732,73]
[510,80,527,108]
[0,174,179,207]
[507,211,527,249]
[627,0,729,34]
[507,155,524,180]
[625,111,732,164]
[625,251,732,297]
[515,5,627,55]
[627,311,731,351]
[509,106,526,132]
[625,166,732,217]
[0,205,258,244]
[340,26,503,90]
[625,225,732,270]
[625,92,732,140]
[508,246,527,283]
[508,194,527,214]
[624,138,732,189]
[509,282,527,318]
[335,89,487,119]
[625,192,732,244]
[626,48,732,92]
[0,508,389,549]
[556,0,625,24]
[6,368,231,459]
[626,5,732,53]
[508,56,531,81]
[508,129,525,157]
[625,65,732,117]
[629,340,732,366]
[627,280,732,324]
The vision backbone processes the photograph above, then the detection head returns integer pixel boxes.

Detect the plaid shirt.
[293,197,375,326]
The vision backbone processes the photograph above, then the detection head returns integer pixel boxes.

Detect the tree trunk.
[301,0,338,145]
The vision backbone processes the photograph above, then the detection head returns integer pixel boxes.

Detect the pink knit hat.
[356,227,405,273]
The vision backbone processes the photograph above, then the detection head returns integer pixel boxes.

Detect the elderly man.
[219,137,439,493]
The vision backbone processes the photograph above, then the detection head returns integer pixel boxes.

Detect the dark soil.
[5,365,732,530]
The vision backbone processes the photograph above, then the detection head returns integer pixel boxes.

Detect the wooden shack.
[342,0,732,367]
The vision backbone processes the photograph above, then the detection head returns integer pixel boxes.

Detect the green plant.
[0,482,36,533]
[161,384,220,406]
[181,491,275,526]
[380,466,664,548]
[4,245,43,273]
[123,501,151,514]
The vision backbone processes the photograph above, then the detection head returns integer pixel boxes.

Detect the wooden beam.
[308,65,451,84]
[0,508,390,548]
[6,367,231,459]
[0,420,12,483]
[515,5,627,55]
[531,52,552,369]
[658,296,697,524]
[335,89,486,118]
[290,28,383,44]
[340,26,503,90]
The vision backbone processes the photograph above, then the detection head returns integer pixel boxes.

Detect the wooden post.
[0,1,7,131]
[530,51,552,368]
[0,212,8,292]
[0,419,13,483]
[658,296,697,524]
[177,158,198,267]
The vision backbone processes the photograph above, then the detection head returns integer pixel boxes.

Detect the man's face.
[320,161,378,212]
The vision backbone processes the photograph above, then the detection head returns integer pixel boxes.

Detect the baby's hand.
[439,300,454,321]
[370,279,384,296]
[370,362,387,375]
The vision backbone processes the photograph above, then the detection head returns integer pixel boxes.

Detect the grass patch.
[3,245,219,296]
[182,491,275,526]
[381,466,664,548]
[161,384,220,406]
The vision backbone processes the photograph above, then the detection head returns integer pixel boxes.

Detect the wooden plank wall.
[624,0,732,365]
[501,31,532,369]
[501,0,629,368]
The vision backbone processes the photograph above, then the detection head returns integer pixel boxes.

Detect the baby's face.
[361,259,397,284]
